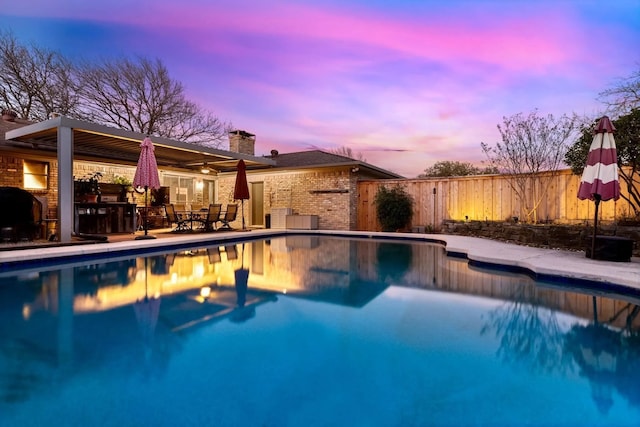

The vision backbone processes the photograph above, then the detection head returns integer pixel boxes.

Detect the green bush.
[373,185,414,232]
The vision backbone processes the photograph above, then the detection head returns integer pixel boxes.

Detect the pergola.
[5,116,275,243]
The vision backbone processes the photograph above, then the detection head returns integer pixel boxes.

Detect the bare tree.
[328,146,367,162]
[76,56,231,147]
[481,288,570,375]
[600,66,640,117]
[0,31,78,120]
[481,110,579,223]
[1,33,232,146]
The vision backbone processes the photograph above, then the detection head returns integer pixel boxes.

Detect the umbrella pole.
[591,196,601,259]
[135,186,156,240]
[144,186,149,236]
[242,200,245,230]
[144,257,149,302]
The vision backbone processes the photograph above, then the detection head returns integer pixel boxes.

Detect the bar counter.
[74,202,136,234]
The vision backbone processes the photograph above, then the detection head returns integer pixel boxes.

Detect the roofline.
[266,159,403,179]
[5,116,276,167]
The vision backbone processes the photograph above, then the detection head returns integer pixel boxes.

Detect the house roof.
[0,115,33,135]
[2,116,274,173]
[268,150,403,179]
[2,116,402,178]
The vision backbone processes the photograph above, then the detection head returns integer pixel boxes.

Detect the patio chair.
[219,204,238,230]
[225,244,238,260]
[207,246,221,264]
[199,203,223,231]
[164,204,190,232]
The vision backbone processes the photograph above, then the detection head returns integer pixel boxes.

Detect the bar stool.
[1,226,14,243]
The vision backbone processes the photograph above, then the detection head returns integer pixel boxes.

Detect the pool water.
[0,236,639,426]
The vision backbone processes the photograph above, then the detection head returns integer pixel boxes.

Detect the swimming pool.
[0,235,639,426]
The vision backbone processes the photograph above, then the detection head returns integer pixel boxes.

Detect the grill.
[0,187,42,242]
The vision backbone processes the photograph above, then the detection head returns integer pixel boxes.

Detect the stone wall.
[441,220,640,257]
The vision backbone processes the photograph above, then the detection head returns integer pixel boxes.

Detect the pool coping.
[1,230,638,294]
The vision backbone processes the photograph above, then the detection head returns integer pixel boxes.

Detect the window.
[163,175,194,204]
[23,160,49,190]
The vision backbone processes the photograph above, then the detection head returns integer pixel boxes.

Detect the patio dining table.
[176,210,207,231]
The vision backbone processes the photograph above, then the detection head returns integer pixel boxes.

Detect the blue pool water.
[0,235,639,426]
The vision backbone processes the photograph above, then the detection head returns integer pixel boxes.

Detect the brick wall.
[0,156,141,219]
[0,155,23,187]
[0,155,59,218]
[218,168,357,230]
[3,151,361,230]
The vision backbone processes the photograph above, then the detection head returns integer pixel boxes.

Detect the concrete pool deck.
[0,229,638,291]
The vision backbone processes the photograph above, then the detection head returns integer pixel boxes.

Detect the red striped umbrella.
[577,116,620,202]
[577,116,620,258]
[134,137,161,238]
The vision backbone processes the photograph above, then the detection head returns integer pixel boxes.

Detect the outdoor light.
[200,286,211,300]
[201,163,210,174]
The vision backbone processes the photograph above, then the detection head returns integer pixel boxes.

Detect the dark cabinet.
[75,203,136,234]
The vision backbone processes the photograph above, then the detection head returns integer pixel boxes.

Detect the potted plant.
[112,175,133,202]
[75,171,103,203]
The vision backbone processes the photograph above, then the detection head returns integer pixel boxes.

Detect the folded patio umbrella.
[133,137,161,239]
[134,258,161,351]
[233,159,250,230]
[577,116,620,258]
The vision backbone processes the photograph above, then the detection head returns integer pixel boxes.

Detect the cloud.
[3,0,638,177]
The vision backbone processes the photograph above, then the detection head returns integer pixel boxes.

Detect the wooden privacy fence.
[356,168,638,231]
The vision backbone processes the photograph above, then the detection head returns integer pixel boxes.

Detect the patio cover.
[4,116,275,243]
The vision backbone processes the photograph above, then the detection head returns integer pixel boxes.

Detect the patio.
[0,225,251,252]
[4,116,275,244]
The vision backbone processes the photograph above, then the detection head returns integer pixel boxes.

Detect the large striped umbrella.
[577,116,620,257]
[133,137,161,239]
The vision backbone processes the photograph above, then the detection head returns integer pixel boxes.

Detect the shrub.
[376,242,413,282]
[373,185,414,232]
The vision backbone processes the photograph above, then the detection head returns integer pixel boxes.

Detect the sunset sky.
[2,0,639,177]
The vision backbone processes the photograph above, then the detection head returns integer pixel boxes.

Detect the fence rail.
[356,169,638,231]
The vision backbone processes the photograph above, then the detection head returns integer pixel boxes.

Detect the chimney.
[228,130,255,156]
[2,109,17,122]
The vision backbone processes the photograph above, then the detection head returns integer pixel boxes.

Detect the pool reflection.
[0,235,639,414]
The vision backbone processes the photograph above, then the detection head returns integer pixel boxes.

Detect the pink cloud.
[5,0,638,178]
[11,1,589,73]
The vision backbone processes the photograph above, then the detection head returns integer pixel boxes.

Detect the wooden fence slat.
[357,169,638,230]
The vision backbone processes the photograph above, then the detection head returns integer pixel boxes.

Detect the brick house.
[218,143,403,231]
[1,115,401,241]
